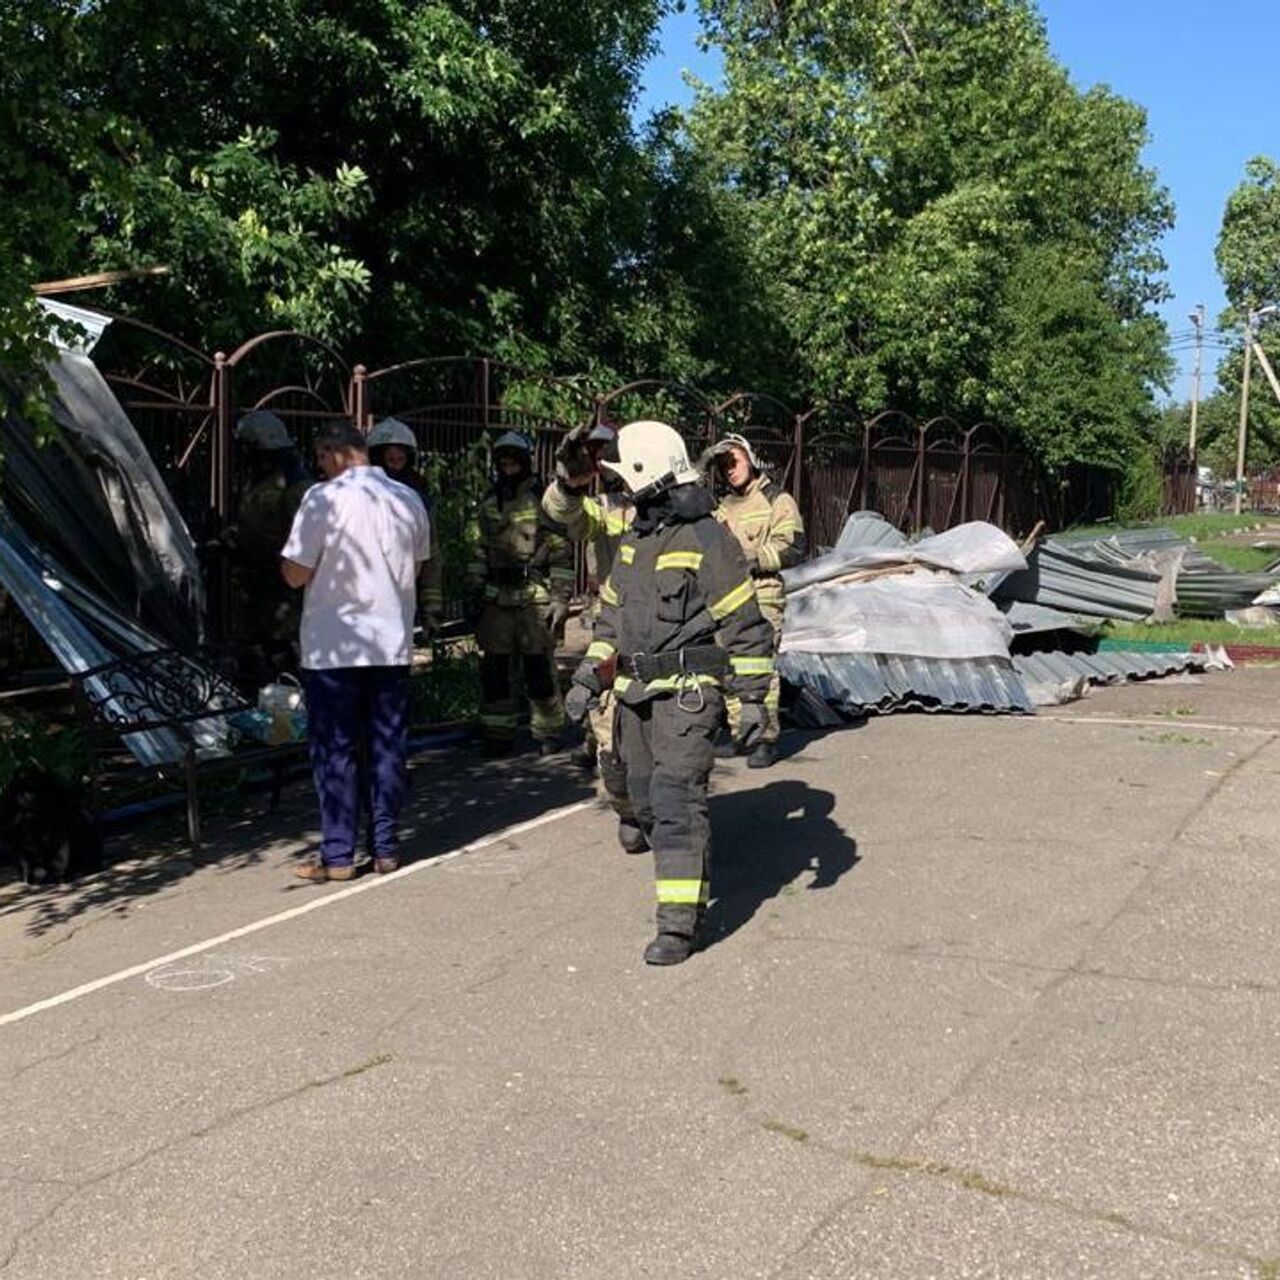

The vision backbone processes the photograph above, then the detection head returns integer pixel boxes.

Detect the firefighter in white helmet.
[225,409,313,684]
[465,431,572,756]
[564,421,774,965]
[704,432,805,768]
[368,417,444,639]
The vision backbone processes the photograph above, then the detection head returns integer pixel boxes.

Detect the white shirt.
[282,466,431,670]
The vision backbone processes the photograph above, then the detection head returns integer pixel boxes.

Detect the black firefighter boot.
[644,905,698,966]
[746,741,777,769]
[617,819,649,855]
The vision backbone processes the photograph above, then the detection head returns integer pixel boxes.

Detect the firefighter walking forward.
[565,421,774,965]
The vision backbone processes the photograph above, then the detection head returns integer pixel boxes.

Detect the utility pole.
[1188,303,1205,456]
[1234,305,1279,515]
[1251,338,1280,409]
[1235,313,1254,516]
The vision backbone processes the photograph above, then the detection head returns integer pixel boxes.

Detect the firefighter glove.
[564,683,595,725]
[544,598,570,635]
[570,658,604,696]
[735,701,769,750]
[554,425,593,489]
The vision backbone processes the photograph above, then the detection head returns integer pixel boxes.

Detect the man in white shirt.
[281,420,432,881]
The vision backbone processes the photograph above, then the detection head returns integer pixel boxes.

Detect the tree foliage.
[688,0,1173,468]
[1209,157,1280,475]
[3,0,1174,479]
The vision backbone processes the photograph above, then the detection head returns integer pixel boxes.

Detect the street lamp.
[1188,304,1205,459]
[1234,303,1279,515]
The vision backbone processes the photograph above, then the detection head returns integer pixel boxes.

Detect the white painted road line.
[0,799,596,1030]
[1033,714,1280,737]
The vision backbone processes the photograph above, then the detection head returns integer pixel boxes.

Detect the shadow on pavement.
[702,778,860,948]
[772,720,865,764]
[1,739,595,934]
[340,742,596,867]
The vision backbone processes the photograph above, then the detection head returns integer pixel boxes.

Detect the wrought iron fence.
[76,313,1201,600]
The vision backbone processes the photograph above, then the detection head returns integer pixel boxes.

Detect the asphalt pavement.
[3,668,1280,1278]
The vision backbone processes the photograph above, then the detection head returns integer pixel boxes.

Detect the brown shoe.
[294,861,355,883]
[373,856,399,875]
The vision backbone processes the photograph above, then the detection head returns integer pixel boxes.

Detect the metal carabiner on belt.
[674,648,705,714]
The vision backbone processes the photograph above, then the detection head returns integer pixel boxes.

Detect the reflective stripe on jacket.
[716,475,805,608]
[591,496,773,704]
[467,476,573,608]
[541,480,633,586]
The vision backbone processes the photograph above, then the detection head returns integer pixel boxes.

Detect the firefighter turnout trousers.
[476,602,565,745]
[726,596,783,744]
[588,689,635,822]
[617,688,723,938]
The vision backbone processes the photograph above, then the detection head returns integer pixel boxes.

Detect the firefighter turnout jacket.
[715,474,805,611]
[541,479,633,595]
[587,485,774,704]
[467,475,574,611]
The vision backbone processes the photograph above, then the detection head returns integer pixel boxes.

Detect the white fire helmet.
[367,417,418,451]
[491,429,534,459]
[708,432,764,473]
[599,420,702,498]
[235,409,293,452]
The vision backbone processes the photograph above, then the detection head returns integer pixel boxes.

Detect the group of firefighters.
[225,412,805,965]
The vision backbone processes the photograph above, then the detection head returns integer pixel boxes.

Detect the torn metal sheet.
[0,511,231,765]
[780,650,1034,717]
[785,521,1026,594]
[36,298,112,353]
[995,538,1170,621]
[1016,527,1280,619]
[834,510,908,553]
[781,520,1033,715]
[1,350,205,649]
[1013,648,1210,700]
[1002,600,1104,640]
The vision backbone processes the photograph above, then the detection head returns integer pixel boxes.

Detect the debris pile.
[996,527,1280,622]
[0,308,233,764]
[782,512,1219,721]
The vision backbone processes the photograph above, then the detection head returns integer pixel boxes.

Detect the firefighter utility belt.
[488,565,541,588]
[618,645,728,683]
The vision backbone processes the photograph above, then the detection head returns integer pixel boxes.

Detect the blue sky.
[637,2,1280,399]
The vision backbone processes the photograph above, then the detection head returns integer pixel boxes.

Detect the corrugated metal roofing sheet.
[1009,527,1280,619]
[1013,649,1208,688]
[782,647,1212,719]
[835,511,909,553]
[1003,601,1104,638]
[779,650,1035,717]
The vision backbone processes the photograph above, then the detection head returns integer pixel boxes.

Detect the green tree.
[4,1,682,375]
[72,0,669,364]
[1217,156,1280,314]
[688,0,1173,464]
[0,3,124,382]
[1214,157,1280,477]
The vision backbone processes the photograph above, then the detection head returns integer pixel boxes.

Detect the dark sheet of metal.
[1,351,204,648]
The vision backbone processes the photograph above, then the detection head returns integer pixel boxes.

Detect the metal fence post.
[352,363,368,429]
[914,421,926,532]
[792,412,804,508]
[859,420,870,511]
[212,351,231,520]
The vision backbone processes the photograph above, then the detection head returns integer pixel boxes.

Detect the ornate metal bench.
[69,648,282,851]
